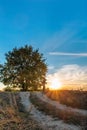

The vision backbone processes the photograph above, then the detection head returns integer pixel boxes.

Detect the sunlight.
[0,82,6,90]
[49,78,62,90]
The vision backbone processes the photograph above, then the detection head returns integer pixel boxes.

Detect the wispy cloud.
[42,21,87,53]
[42,26,77,51]
[43,22,87,51]
[47,64,87,90]
[48,65,55,70]
[49,52,87,57]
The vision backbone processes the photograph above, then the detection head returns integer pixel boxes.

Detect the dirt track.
[19,92,82,130]
[0,92,43,130]
[0,92,87,130]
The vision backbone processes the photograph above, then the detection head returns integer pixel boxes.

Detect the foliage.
[4,86,12,91]
[0,45,47,91]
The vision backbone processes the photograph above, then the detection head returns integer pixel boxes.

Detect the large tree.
[0,45,47,91]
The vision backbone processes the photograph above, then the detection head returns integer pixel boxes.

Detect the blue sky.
[0,0,87,89]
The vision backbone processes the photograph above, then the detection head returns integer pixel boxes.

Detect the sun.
[49,78,62,90]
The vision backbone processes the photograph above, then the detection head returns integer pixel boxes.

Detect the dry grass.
[0,106,21,129]
[0,91,87,130]
[45,90,87,110]
[0,92,43,130]
[30,93,87,127]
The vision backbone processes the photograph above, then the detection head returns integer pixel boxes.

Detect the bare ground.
[0,92,87,130]
[19,92,83,130]
[0,92,43,130]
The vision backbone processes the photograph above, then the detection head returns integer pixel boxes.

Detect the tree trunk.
[42,84,45,93]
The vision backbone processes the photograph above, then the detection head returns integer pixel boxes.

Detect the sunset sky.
[0,0,87,90]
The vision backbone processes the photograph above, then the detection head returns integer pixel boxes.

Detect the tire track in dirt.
[19,92,81,130]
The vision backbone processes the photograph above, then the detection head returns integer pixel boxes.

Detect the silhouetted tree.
[0,45,47,91]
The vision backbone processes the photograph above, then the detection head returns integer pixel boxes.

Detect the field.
[30,91,87,128]
[45,90,87,110]
[0,91,87,130]
[0,92,43,130]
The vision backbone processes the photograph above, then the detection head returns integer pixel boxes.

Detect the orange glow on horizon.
[48,78,62,90]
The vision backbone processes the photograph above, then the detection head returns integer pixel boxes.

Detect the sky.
[0,0,87,90]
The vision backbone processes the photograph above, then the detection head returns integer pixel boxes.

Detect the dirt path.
[0,92,43,130]
[35,92,87,116]
[19,92,81,130]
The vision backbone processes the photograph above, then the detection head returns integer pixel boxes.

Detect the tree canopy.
[0,45,47,91]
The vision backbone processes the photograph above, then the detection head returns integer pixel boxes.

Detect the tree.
[0,45,47,91]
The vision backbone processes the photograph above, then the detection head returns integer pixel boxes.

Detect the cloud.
[49,52,87,57]
[42,21,87,52]
[47,64,87,90]
[0,82,6,90]
[48,65,55,70]
[42,27,77,52]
